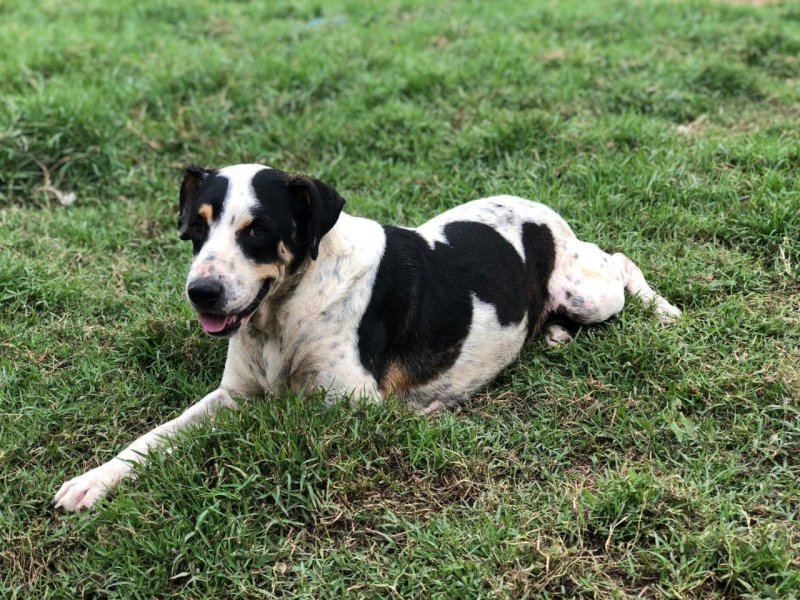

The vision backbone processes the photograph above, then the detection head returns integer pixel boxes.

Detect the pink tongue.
[198,313,230,333]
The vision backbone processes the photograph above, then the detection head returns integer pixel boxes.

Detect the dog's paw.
[545,323,574,347]
[655,298,682,324]
[54,462,126,512]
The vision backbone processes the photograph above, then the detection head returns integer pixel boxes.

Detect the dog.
[54,163,681,511]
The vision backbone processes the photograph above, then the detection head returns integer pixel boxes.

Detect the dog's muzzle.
[191,279,272,336]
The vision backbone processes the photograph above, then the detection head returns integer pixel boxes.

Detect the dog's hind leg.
[54,388,239,512]
[549,241,681,326]
[612,252,681,323]
[544,322,575,346]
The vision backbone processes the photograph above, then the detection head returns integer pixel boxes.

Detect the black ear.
[178,166,213,238]
[287,175,345,260]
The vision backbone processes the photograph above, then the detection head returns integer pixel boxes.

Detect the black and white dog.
[55,163,681,511]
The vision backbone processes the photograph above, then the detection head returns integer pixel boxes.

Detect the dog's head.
[177,164,345,336]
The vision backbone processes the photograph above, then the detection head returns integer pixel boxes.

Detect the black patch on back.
[358,220,556,390]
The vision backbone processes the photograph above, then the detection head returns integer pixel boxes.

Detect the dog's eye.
[192,222,206,235]
[250,225,267,238]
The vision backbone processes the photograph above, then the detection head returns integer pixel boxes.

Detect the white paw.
[655,298,682,324]
[545,323,574,347]
[54,462,128,512]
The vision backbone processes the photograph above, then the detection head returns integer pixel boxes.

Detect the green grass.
[1,0,799,597]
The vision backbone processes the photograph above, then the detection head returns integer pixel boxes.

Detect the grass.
[1,0,799,597]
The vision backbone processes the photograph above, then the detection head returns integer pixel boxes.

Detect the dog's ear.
[287,175,345,260]
[178,166,213,239]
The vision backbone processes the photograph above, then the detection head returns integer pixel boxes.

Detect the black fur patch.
[179,172,228,254]
[241,169,343,271]
[237,169,294,267]
[199,175,228,223]
[358,221,555,391]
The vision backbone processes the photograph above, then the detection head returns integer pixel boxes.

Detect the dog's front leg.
[54,388,238,512]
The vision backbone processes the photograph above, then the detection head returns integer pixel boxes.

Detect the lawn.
[1,0,799,597]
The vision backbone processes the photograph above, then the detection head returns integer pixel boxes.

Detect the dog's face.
[177,164,344,336]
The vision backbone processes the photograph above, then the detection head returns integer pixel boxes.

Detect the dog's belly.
[399,296,530,407]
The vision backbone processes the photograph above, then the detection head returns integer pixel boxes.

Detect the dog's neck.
[246,263,306,338]
[243,214,353,338]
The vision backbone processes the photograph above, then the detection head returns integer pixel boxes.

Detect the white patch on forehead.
[218,163,272,182]
[216,164,274,226]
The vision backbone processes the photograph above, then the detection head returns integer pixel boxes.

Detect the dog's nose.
[187,278,224,309]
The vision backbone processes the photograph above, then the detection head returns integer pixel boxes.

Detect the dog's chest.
[229,249,385,394]
[225,329,286,393]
